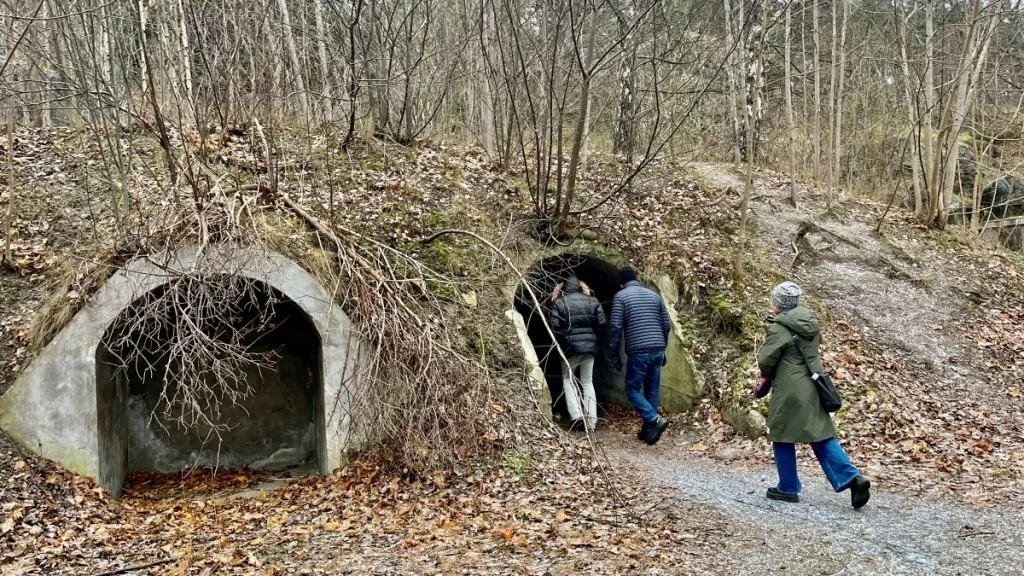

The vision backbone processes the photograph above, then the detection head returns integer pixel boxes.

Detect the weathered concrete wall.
[95,357,127,496]
[123,348,317,473]
[0,246,364,496]
[506,309,551,416]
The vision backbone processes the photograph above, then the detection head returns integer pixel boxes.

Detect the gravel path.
[606,433,1024,576]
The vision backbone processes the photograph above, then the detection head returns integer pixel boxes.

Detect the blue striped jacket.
[609,281,670,355]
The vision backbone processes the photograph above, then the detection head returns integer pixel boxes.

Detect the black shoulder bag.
[782,328,842,413]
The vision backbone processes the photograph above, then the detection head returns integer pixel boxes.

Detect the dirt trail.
[688,162,972,374]
[603,432,1024,576]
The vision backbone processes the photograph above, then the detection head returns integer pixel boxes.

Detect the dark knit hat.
[618,266,638,284]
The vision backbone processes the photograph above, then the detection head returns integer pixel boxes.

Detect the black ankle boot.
[644,417,670,445]
[843,476,871,509]
[766,487,800,503]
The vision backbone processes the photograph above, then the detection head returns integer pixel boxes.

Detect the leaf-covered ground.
[3,432,770,575]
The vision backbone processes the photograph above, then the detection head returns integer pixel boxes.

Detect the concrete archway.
[511,253,704,422]
[96,278,325,496]
[0,246,364,496]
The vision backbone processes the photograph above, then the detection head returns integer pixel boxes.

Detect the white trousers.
[561,354,597,428]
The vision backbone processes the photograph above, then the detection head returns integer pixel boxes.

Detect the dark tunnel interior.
[513,254,626,421]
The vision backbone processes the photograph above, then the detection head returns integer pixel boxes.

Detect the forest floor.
[2,131,1024,574]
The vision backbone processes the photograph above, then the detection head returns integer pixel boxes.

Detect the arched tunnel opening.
[95,275,323,496]
[513,254,629,422]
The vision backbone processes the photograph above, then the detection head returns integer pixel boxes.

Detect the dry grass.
[28,255,118,354]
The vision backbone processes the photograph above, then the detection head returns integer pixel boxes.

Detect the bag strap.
[775,324,821,382]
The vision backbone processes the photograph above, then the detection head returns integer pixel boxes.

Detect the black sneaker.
[766,487,800,503]
[844,476,871,510]
[643,417,670,445]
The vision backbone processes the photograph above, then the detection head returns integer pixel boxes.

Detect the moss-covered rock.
[718,356,768,438]
[653,274,705,412]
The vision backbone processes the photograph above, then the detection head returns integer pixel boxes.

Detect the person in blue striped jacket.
[608,266,672,445]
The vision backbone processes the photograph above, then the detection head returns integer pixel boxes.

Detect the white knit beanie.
[771,281,802,311]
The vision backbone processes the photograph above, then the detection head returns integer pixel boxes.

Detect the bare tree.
[734,0,770,281]
[785,0,797,206]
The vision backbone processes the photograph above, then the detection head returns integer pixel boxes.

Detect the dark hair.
[618,266,638,284]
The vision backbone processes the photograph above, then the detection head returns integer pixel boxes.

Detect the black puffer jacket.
[548,276,607,357]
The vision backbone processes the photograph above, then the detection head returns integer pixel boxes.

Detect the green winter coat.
[756,306,837,443]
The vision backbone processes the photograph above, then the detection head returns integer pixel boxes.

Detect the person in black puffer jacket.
[548,275,607,430]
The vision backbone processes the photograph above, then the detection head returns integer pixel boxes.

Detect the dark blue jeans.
[773,438,860,495]
[625,351,665,428]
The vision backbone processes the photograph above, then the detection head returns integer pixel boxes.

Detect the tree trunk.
[922,0,935,217]
[932,1,1000,228]
[723,0,742,168]
[341,0,364,149]
[138,0,150,115]
[558,7,597,234]
[785,0,797,206]
[278,0,310,119]
[800,1,809,174]
[613,1,637,161]
[812,0,821,183]
[313,0,334,121]
[2,116,15,270]
[896,3,923,214]
[176,0,195,121]
[826,0,837,200]
[828,0,849,211]
[734,0,770,282]
[35,1,51,127]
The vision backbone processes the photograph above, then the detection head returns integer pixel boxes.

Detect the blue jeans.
[773,438,860,495]
[625,351,665,428]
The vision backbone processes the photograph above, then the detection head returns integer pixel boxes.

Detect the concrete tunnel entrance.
[0,247,364,497]
[95,276,323,495]
[513,254,629,421]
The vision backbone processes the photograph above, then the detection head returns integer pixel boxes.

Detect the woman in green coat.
[756,281,871,509]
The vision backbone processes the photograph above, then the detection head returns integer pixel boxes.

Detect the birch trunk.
[176,0,195,119]
[734,0,770,282]
[613,1,637,161]
[138,0,150,117]
[785,0,797,206]
[723,0,742,168]
[278,0,310,118]
[36,1,51,127]
[812,0,821,183]
[313,0,334,121]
